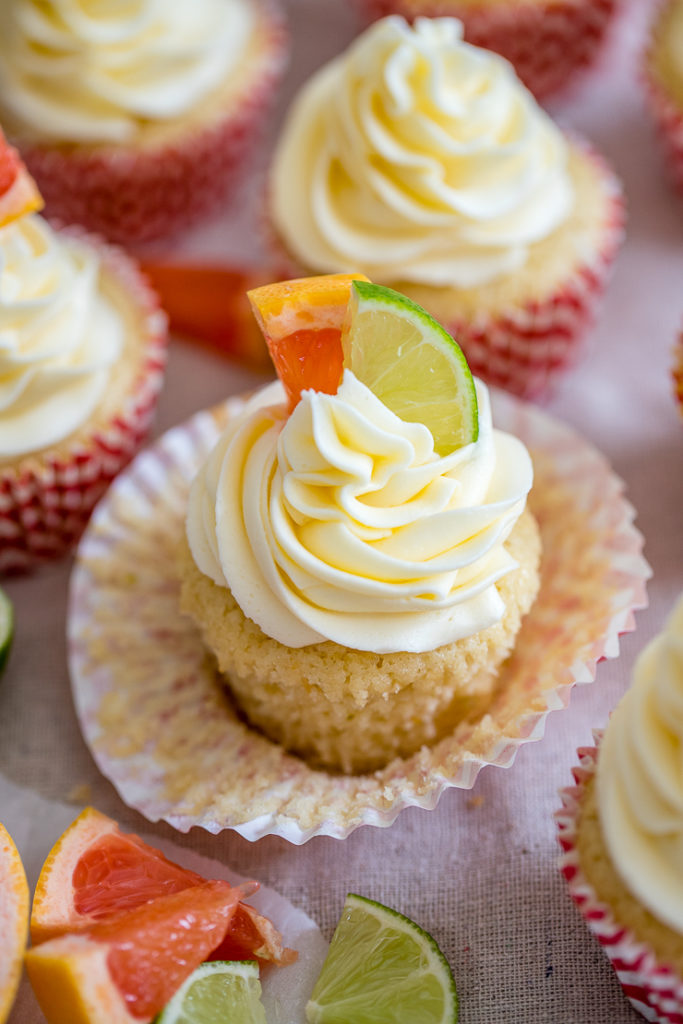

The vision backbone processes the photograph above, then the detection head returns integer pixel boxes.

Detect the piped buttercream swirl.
[0,0,254,144]
[0,215,124,458]
[597,594,683,935]
[271,16,574,289]
[186,373,533,654]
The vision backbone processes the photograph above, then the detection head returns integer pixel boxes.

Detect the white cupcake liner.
[68,389,649,844]
[557,737,683,1023]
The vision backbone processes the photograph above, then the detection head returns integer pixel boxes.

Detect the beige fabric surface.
[1,0,681,1021]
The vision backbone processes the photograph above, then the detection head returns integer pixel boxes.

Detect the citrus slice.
[0,822,29,1024]
[305,894,458,1024]
[155,960,266,1024]
[0,587,13,676]
[247,273,369,411]
[341,281,478,456]
[0,129,43,228]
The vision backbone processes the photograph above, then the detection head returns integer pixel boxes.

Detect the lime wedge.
[341,281,478,456]
[305,894,458,1024]
[154,961,266,1024]
[0,586,13,675]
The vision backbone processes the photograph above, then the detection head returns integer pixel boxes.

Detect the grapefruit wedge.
[0,129,43,228]
[0,822,29,1024]
[26,808,295,1024]
[247,273,368,411]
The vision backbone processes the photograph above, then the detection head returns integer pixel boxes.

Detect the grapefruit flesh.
[0,822,29,1024]
[0,130,43,228]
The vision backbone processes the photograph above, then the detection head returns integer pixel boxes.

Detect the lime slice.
[154,961,266,1024]
[0,586,13,675]
[341,281,478,456]
[305,894,458,1024]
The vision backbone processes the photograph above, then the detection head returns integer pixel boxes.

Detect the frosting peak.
[271,16,573,289]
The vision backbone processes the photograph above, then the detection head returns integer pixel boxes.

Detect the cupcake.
[557,594,683,1023]
[269,17,624,401]
[356,0,619,99]
[179,274,541,775]
[0,130,168,572]
[0,0,288,246]
[644,0,683,196]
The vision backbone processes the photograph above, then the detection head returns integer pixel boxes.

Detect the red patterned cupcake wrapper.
[15,2,288,246]
[557,737,683,1024]
[643,13,683,197]
[356,0,618,99]
[0,229,169,573]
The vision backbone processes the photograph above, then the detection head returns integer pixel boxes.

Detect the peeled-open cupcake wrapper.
[68,387,649,844]
[557,738,683,1024]
[15,3,288,247]
[644,4,683,197]
[0,230,168,573]
[356,0,618,99]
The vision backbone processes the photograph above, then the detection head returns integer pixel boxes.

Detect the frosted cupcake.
[179,274,541,774]
[269,17,624,400]
[0,131,167,571]
[0,0,287,245]
[645,0,683,195]
[356,0,619,99]
[557,594,683,1023]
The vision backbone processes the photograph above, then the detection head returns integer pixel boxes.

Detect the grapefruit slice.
[0,129,43,228]
[0,822,29,1024]
[247,273,369,411]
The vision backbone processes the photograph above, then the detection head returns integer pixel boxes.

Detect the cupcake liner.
[643,2,683,196]
[356,0,618,99]
[14,3,288,246]
[557,738,683,1024]
[67,387,649,844]
[0,229,168,573]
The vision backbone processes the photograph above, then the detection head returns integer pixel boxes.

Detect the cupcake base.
[356,0,618,99]
[0,231,168,573]
[557,738,683,1024]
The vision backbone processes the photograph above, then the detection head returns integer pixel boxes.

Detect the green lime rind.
[305,894,458,1024]
[0,587,13,676]
[153,960,265,1024]
[341,281,478,457]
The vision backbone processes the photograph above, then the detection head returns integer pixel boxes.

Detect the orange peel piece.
[0,822,29,1024]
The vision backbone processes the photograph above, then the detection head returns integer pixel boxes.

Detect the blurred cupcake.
[269,17,624,400]
[0,0,288,245]
[0,130,167,571]
[557,594,683,1023]
[356,0,619,99]
[674,327,683,419]
[644,0,683,195]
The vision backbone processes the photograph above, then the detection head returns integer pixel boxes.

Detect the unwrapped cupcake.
[644,0,683,195]
[0,0,288,245]
[179,273,541,774]
[356,0,619,99]
[557,594,683,1023]
[269,17,624,400]
[0,128,167,571]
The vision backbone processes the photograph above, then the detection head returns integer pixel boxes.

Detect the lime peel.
[0,586,13,676]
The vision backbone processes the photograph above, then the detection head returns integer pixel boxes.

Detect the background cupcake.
[0,0,288,246]
[355,0,620,99]
[557,594,683,1023]
[644,0,683,195]
[0,131,168,572]
[269,16,624,400]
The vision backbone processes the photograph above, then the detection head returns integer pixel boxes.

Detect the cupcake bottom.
[558,742,683,1023]
[0,232,167,572]
[356,0,617,99]
[179,508,541,775]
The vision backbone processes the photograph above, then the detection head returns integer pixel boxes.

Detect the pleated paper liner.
[355,0,619,99]
[0,228,168,574]
[68,389,649,844]
[557,737,683,1024]
[14,1,288,247]
[644,0,683,197]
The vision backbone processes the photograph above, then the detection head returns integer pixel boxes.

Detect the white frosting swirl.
[187,373,533,654]
[271,16,573,289]
[0,0,254,143]
[0,214,124,458]
[597,594,683,934]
